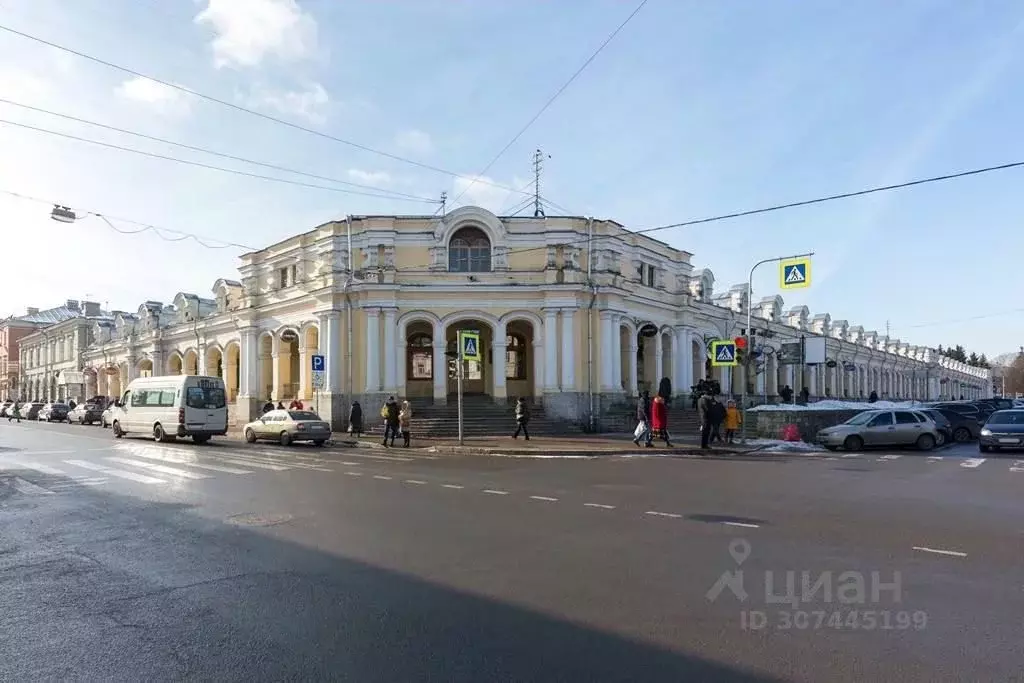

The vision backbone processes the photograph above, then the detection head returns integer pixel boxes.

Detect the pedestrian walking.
[513,397,530,440]
[399,400,412,447]
[709,396,727,443]
[8,401,22,423]
[633,390,652,447]
[697,390,713,450]
[381,396,399,447]
[724,399,741,444]
[348,401,363,438]
[650,393,673,447]
[262,400,274,414]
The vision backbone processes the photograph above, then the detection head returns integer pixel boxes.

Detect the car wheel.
[313,440,326,447]
[154,424,172,443]
[244,428,257,444]
[843,435,864,452]
[934,431,946,447]
[193,435,210,444]
[112,421,124,438]
[279,431,291,446]
[953,427,971,443]
[916,434,936,451]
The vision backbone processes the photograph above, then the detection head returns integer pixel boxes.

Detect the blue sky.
[0,0,1021,358]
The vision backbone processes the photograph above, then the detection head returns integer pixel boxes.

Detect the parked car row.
[1,401,76,422]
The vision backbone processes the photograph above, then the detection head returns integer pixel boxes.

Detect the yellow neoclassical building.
[75,204,989,430]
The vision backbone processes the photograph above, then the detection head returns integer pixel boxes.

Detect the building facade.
[1,302,86,400]
[57,205,990,429]
[18,301,108,402]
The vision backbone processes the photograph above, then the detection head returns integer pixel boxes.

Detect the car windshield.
[288,411,321,421]
[845,411,879,425]
[987,411,1024,426]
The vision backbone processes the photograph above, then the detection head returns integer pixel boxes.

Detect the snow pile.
[745,439,826,453]
[749,399,926,412]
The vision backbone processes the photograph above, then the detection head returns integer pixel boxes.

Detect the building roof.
[13,305,82,325]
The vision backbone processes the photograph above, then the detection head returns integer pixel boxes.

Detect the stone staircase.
[366,397,582,438]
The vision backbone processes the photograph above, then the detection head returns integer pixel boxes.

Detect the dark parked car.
[38,403,70,422]
[979,410,1024,453]
[68,402,105,425]
[934,408,981,442]
[977,398,1015,411]
[917,409,953,445]
[22,402,44,420]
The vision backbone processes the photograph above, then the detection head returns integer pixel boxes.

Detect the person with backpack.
[513,397,530,440]
[381,396,400,447]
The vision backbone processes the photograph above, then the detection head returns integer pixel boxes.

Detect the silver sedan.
[817,409,940,452]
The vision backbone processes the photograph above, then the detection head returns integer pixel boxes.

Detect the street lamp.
[50,205,77,223]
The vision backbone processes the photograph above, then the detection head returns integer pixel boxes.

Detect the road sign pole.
[457,341,464,446]
[740,251,815,445]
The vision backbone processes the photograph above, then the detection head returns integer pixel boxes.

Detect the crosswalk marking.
[927,456,943,462]
[959,458,985,469]
[213,457,290,471]
[213,452,330,472]
[841,453,861,458]
[106,457,212,480]
[117,449,253,474]
[0,459,66,475]
[63,460,166,485]
[878,454,902,461]
[9,477,54,496]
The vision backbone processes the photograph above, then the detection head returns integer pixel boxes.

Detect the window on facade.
[448,227,491,273]
[637,262,656,287]
[408,334,433,380]
[278,265,297,289]
[505,335,526,380]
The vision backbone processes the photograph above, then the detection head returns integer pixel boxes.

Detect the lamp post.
[741,252,815,444]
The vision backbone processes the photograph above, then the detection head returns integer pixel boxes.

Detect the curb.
[422,446,750,457]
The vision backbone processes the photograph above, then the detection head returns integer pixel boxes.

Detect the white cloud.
[393,129,433,156]
[451,175,530,214]
[347,169,392,187]
[114,76,191,116]
[194,0,319,68]
[244,82,329,123]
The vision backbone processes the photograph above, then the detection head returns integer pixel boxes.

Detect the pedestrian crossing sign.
[459,331,481,361]
[780,258,811,289]
[711,340,738,367]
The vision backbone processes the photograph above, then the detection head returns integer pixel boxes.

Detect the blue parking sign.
[311,354,325,372]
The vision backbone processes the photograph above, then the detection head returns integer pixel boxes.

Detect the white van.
[110,375,228,443]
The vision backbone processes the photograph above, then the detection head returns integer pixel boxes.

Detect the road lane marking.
[115,448,253,474]
[1011,460,1024,472]
[13,450,74,456]
[482,489,509,495]
[723,521,760,528]
[529,495,558,502]
[372,475,393,480]
[926,456,943,462]
[340,461,361,466]
[344,471,363,476]
[213,457,290,471]
[404,479,427,485]
[0,459,66,475]
[106,457,212,480]
[913,546,967,558]
[341,452,417,463]
[49,477,109,489]
[63,460,166,484]
[959,458,985,469]
[840,453,861,458]
[645,510,681,518]
[877,454,902,461]
[584,503,615,509]
[441,484,464,489]
[213,453,331,471]
[9,477,54,496]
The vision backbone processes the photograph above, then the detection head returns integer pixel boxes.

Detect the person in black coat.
[633,390,653,447]
[382,396,400,447]
[348,401,363,438]
[709,397,727,443]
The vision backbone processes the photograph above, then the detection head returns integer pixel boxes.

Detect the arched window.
[408,333,433,380]
[505,334,526,380]
[448,227,491,273]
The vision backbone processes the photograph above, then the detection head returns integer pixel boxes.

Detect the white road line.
[340,461,361,466]
[441,484,465,489]
[342,452,416,463]
[14,449,75,456]
[959,458,986,469]
[63,460,166,485]
[840,453,861,458]
[372,475,393,480]
[106,457,212,480]
[9,477,54,496]
[482,489,509,495]
[645,510,681,518]
[0,460,66,475]
[878,454,902,461]
[213,457,290,471]
[113,448,252,474]
[529,495,559,502]
[913,546,967,558]
[723,521,760,529]
[49,478,109,490]
[344,471,363,476]
[583,503,615,509]
[926,456,943,462]
[216,453,331,471]
[404,479,427,485]
[1010,460,1024,473]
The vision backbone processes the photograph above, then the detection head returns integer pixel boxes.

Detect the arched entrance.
[84,368,98,399]
[277,329,300,400]
[183,349,199,376]
[637,323,657,394]
[168,352,183,375]
[137,358,154,378]
[205,346,223,379]
[446,319,493,396]
[504,318,536,399]
[404,321,435,399]
[106,366,122,398]
[225,342,241,402]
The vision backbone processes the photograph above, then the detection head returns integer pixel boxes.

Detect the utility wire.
[0,97,440,203]
[447,0,650,208]
[0,23,536,199]
[395,157,1024,272]
[0,117,437,203]
[0,188,258,250]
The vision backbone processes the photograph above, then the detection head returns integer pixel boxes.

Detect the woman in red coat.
[650,395,673,447]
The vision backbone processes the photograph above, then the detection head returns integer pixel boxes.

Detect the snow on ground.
[749,399,927,412]
[744,438,826,453]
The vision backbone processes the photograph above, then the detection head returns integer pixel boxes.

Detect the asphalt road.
[2,420,1022,682]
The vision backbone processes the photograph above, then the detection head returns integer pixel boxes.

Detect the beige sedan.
[243,409,332,446]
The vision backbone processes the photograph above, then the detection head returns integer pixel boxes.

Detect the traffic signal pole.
[741,252,815,445]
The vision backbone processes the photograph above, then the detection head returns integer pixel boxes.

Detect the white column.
[270,352,281,400]
[673,328,688,394]
[492,336,507,399]
[298,344,309,400]
[543,309,558,390]
[383,308,397,393]
[599,312,614,391]
[532,339,544,399]
[560,309,575,390]
[627,334,638,397]
[317,312,342,393]
[669,329,682,395]
[396,324,407,398]
[365,308,380,393]
[611,315,623,392]
[240,328,258,397]
[654,331,663,385]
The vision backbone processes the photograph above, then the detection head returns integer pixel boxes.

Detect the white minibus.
[110,375,228,443]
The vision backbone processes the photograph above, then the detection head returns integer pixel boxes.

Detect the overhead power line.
[448,0,650,208]
[0,23,535,199]
[0,97,440,203]
[0,117,435,202]
[0,188,258,250]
